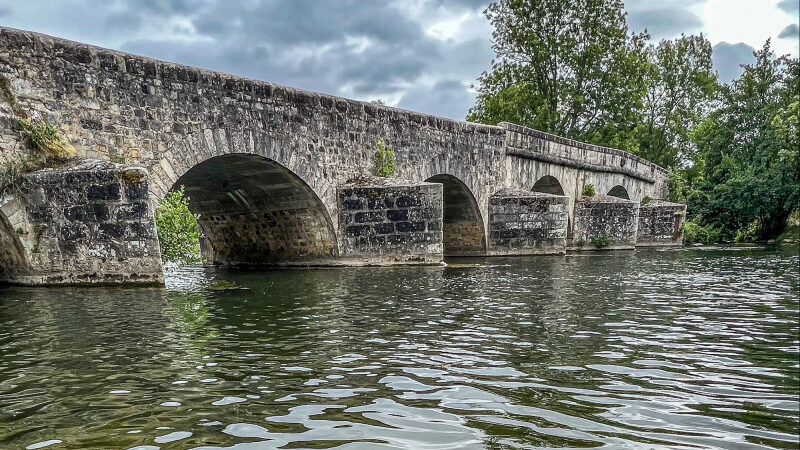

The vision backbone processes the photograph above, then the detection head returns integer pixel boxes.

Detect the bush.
[374,138,396,177]
[591,234,611,248]
[682,220,722,245]
[156,187,202,264]
[582,184,595,197]
[641,195,652,205]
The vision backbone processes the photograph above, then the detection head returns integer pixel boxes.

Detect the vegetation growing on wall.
[581,184,596,197]
[374,138,396,178]
[0,74,76,194]
[156,187,202,265]
[591,234,611,248]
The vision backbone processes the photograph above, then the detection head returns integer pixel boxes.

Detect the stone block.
[337,177,443,265]
[487,189,568,255]
[572,195,639,250]
[636,200,686,247]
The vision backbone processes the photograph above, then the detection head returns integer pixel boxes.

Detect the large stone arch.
[424,173,486,256]
[168,152,339,266]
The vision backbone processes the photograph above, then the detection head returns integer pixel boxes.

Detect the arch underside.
[532,175,565,196]
[0,212,27,282]
[174,154,337,266]
[608,185,630,199]
[426,174,486,256]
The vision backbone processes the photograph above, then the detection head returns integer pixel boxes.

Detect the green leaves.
[156,187,202,265]
[374,138,396,178]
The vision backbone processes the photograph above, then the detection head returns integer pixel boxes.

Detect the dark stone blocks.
[338,179,443,264]
[488,189,568,255]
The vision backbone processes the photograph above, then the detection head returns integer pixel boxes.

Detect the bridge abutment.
[487,189,569,255]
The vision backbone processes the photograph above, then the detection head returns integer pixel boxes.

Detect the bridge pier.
[487,189,569,255]
[570,196,640,251]
[0,160,163,285]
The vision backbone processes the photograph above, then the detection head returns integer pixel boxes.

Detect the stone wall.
[572,196,639,251]
[337,178,443,264]
[0,160,163,285]
[637,200,686,247]
[487,189,569,255]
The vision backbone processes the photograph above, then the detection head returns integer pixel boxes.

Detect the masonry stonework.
[0,28,685,284]
[636,200,686,247]
[488,189,569,255]
[337,178,443,264]
[572,196,640,251]
[0,160,163,285]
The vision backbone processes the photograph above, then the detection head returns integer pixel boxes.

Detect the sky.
[0,0,797,120]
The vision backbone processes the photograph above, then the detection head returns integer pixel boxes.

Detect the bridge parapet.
[501,122,669,197]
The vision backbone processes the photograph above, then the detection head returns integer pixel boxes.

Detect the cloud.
[627,5,704,39]
[712,42,755,83]
[778,23,799,39]
[777,0,799,14]
[397,79,477,121]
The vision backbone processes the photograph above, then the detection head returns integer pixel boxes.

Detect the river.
[1,246,798,449]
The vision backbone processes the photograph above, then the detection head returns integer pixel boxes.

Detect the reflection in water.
[0,246,798,449]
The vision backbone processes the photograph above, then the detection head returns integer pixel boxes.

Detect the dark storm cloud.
[626,5,704,39]
[397,79,476,121]
[712,42,756,83]
[777,0,799,14]
[778,24,799,39]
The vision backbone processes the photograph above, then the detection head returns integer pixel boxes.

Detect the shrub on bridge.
[374,138,396,177]
[156,187,202,265]
[581,184,596,197]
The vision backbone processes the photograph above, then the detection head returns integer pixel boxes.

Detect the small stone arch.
[0,202,29,282]
[169,153,339,266]
[425,174,486,256]
[532,175,565,196]
[607,185,630,200]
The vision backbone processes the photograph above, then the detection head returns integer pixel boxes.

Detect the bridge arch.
[170,153,338,266]
[424,174,486,256]
[607,185,630,200]
[0,201,29,282]
[531,175,566,196]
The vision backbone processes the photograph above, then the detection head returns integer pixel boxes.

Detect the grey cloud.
[712,42,755,83]
[397,79,476,121]
[627,6,703,39]
[777,0,799,14]
[0,6,11,17]
[778,24,799,39]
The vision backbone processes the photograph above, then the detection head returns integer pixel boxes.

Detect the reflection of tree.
[162,292,219,353]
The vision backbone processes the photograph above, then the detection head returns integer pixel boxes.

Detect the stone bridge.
[0,28,685,285]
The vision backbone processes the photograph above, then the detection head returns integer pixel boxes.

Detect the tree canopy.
[469,0,799,241]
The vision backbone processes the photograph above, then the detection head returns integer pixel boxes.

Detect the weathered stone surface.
[571,196,640,251]
[637,200,686,247]
[337,177,443,264]
[488,189,569,255]
[0,27,688,284]
[0,160,163,285]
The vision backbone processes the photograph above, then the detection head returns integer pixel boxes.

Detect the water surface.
[1,246,798,449]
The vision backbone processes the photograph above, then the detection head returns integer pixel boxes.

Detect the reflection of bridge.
[0,28,685,285]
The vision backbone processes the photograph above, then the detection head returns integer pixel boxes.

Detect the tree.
[156,187,202,264]
[637,35,718,169]
[689,41,799,240]
[467,0,650,152]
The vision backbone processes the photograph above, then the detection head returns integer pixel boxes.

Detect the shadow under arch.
[532,175,565,196]
[607,185,630,200]
[0,206,28,282]
[425,174,486,256]
[170,153,338,266]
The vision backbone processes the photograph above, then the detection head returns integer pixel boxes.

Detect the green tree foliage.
[637,35,718,168]
[581,184,596,197]
[374,138,396,177]
[467,0,649,152]
[686,42,799,241]
[156,187,202,264]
